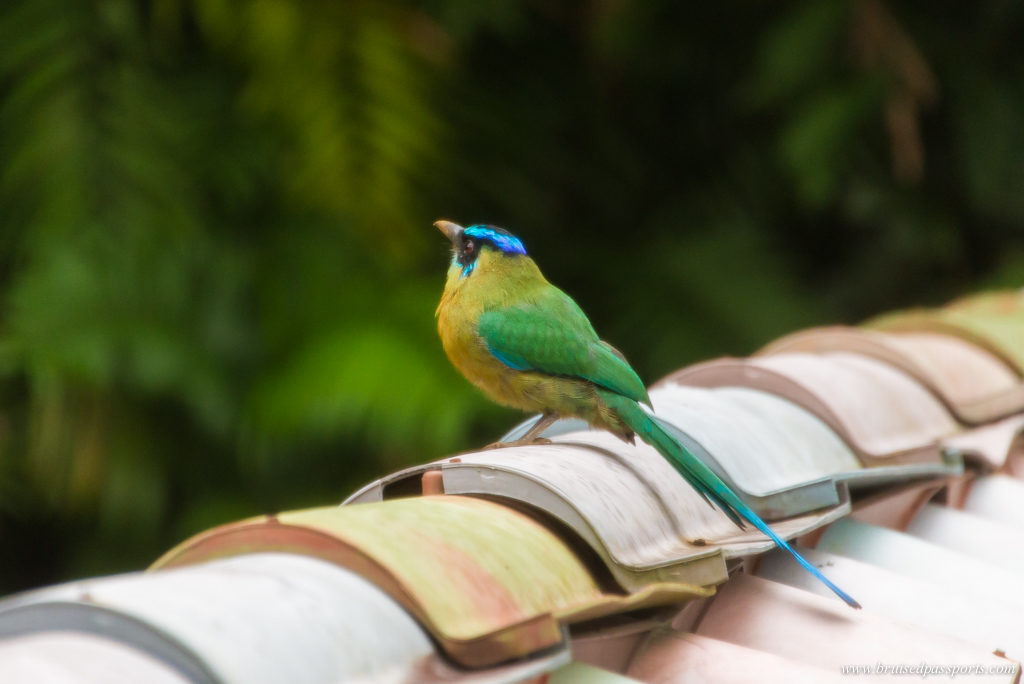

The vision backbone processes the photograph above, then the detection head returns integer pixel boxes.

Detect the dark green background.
[0,0,1021,592]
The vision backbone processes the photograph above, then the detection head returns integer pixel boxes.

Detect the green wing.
[478,285,650,405]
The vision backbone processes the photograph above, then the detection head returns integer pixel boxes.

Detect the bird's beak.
[434,219,463,244]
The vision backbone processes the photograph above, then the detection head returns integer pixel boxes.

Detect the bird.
[433,219,860,609]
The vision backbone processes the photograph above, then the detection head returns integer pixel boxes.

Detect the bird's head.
[434,220,527,279]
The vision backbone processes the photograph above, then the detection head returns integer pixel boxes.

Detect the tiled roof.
[1,288,1023,683]
[761,327,1024,423]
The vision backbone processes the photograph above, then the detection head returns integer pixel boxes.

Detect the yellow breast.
[435,250,545,412]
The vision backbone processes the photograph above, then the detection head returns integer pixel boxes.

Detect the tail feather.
[602,390,861,610]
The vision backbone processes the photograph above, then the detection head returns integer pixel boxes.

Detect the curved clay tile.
[152,496,711,668]
[947,289,1024,315]
[627,631,848,683]
[695,573,1020,681]
[662,352,960,468]
[817,517,1024,609]
[869,300,1024,378]
[941,413,1024,473]
[345,437,851,593]
[757,546,1024,661]
[760,326,1024,425]
[0,633,190,684]
[961,474,1024,528]
[0,553,435,683]
[648,385,861,499]
[905,504,1024,574]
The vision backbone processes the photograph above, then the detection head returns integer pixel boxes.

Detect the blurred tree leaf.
[248,323,476,454]
[956,81,1024,223]
[779,78,885,208]
[750,0,848,105]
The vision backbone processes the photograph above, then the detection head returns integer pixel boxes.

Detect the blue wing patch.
[485,341,532,371]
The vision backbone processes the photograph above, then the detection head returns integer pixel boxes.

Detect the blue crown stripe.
[464,225,527,255]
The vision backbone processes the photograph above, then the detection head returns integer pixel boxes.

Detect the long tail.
[602,390,861,609]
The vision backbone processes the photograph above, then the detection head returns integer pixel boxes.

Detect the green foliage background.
[0,0,1021,591]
